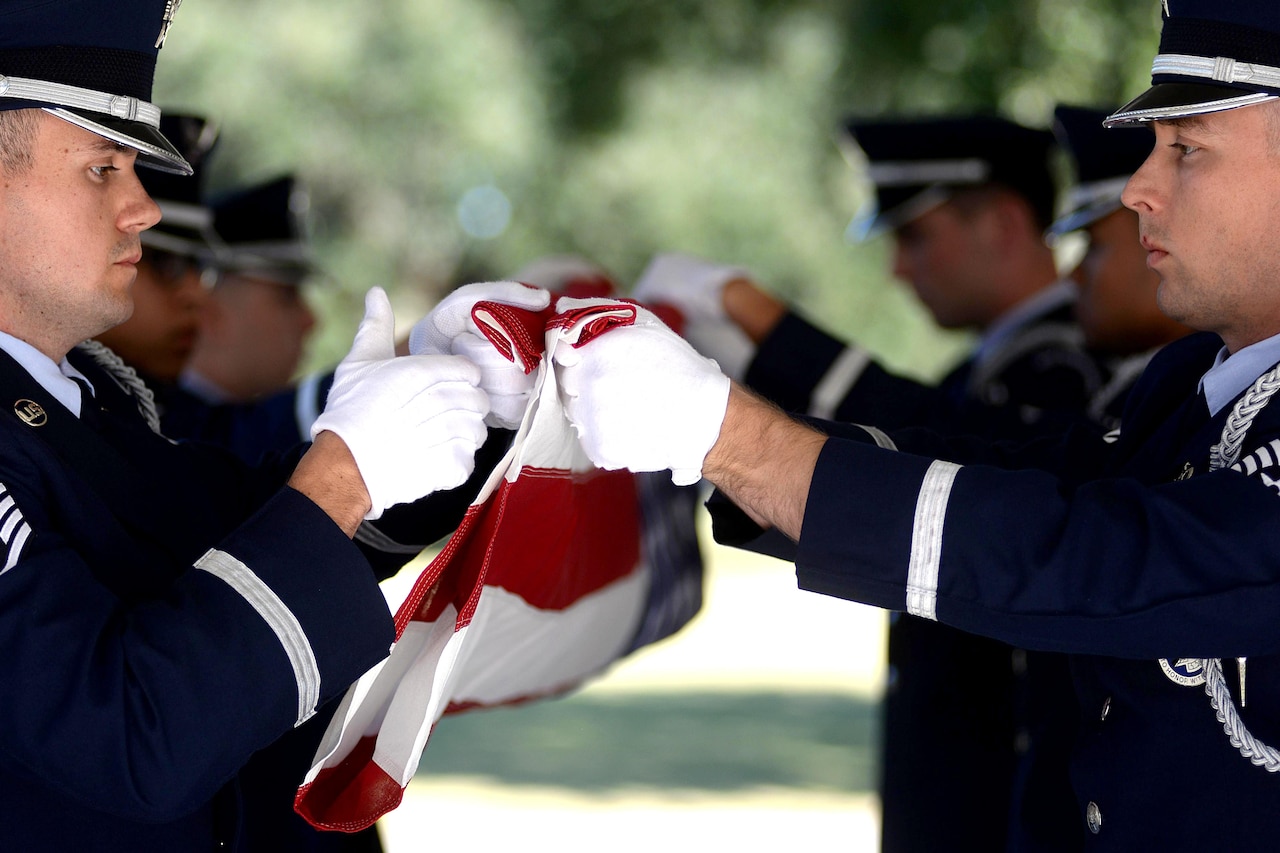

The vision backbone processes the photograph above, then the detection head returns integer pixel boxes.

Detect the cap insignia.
[156,0,183,49]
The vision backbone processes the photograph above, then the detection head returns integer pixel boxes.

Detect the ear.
[980,191,1036,252]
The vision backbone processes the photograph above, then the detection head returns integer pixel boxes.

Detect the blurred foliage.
[154,0,1161,375]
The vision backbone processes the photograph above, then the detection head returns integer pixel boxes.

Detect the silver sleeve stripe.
[0,484,30,576]
[905,460,961,621]
[354,521,428,555]
[808,347,872,420]
[855,424,897,451]
[294,373,323,441]
[193,548,321,724]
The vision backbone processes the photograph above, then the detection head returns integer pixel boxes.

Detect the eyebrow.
[1159,115,1222,136]
[81,138,134,155]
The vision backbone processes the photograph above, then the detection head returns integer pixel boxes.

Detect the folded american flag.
[294,299,703,831]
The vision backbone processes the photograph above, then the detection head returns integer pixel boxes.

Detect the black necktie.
[70,376,100,427]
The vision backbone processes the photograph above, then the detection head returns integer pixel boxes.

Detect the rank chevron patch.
[1231,438,1280,496]
[0,483,32,575]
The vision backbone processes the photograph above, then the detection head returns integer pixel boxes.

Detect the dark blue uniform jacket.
[728,332,1280,849]
[0,347,471,851]
[744,305,1107,852]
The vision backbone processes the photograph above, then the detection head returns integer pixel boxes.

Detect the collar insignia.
[14,399,46,427]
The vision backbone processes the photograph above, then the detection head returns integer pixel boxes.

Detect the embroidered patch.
[1160,657,1207,687]
[0,483,32,575]
[1230,438,1280,495]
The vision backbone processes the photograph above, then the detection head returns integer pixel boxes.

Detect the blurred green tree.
[154,0,1160,376]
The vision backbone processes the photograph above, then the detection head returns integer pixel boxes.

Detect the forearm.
[702,383,827,539]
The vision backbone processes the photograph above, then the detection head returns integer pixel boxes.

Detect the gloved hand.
[409,281,551,429]
[630,252,756,381]
[552,296,731,486]
[312,287,490,519]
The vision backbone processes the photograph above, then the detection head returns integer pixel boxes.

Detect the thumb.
[346,287,397,363]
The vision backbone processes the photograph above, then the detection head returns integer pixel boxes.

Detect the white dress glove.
[552,296,731,486]
[630,252,756,381]
[312,287,490,519]
[408,281,551,429]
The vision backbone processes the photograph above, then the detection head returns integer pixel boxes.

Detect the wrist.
[288,431,373,536]
[722,278,787,344]
[703,384,826,539]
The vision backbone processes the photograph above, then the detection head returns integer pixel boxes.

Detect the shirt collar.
[177,368,231,404]
[1199,329,1280,417]
[973,279,1077,369]
[0,331,93,418]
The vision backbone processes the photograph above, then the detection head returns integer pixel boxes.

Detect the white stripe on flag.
[194,548,322,723]
[906,460,961,621]
[448,569,648,705]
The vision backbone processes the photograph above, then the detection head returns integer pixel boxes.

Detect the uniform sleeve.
[794,436,1280,660]
[745,311,1098,439]
[0,454,394,823]
[746,312,946,425]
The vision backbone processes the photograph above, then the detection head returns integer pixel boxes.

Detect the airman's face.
[891,201,1004,331]
[0,113,161,359]
[1122,101,1280,352]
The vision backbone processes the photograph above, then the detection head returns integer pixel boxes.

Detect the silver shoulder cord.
[1203,361,1280,771]
[73,340,162,434]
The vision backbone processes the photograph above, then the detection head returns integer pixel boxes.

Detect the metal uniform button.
[1100,696,1112,721]
[1086,801,1103,835]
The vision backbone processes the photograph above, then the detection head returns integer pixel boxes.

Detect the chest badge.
[1159,657,1207,687]
[1174,462,1194,481]
[14,399,46,427]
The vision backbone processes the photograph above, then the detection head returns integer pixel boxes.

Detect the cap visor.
[1045,199,1124,244]
[845,186,951,243]
[1104,83,1278,127]
[46,107,193,174]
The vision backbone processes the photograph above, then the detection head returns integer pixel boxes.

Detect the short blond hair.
[0,109,40,175]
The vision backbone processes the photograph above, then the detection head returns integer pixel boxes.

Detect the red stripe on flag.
[293,735,403,832]
[484,467,640,608]
[394,467,641,636]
